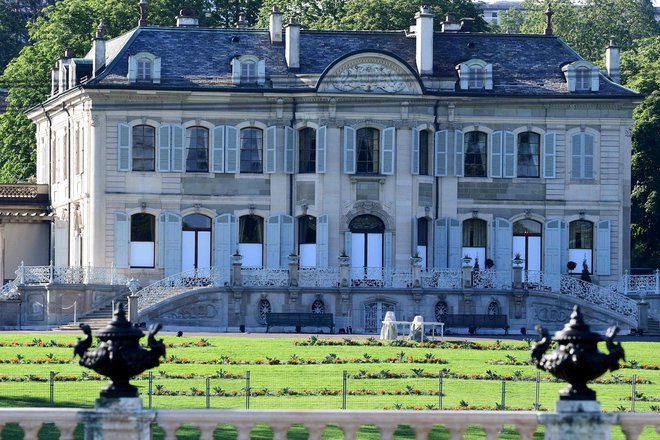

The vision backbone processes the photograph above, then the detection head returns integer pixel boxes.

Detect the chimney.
[285,16,300,70]
[138,0,147,27]
[58,48,73,93]
[236,12,247,28]
[176,8,199,27]
[441,14,461,32]
[606,36,620,83]
[460,18,473,32]
[269,6,283,44]
[92,21,106,76]
[51,64,60,96]
[415,5,434,75]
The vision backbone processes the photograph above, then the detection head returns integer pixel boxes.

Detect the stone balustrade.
[1,407,660,440]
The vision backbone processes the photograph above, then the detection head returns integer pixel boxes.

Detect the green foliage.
[495,6,525,34]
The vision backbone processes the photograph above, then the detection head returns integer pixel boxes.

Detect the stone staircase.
[646,317,660,336]
[54,298,128,331]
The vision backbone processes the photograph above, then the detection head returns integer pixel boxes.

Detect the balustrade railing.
[472,269,511,289]
[420,269,461,289]
[241,267,288,287]
[299,267,340,288]
[559,275,637,321]
[14,262,126,286]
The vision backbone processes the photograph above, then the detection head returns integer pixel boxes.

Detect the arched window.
[469,65,484,89]
[240,128,263,173]
[185,127,209,172]
[464,131,487,177]
[487,301,500,316]
[416,217,428,269]
[257,298,271,324]
[311,299,325,314]
[241,60,257,84]
[513,219,542,272]
[434,301,448,322]
[517,132,540,178]
[137,59,152,81]
[298,128,316,173]
[419,130,430,175]
[356,128,380,174]
[132,125,155,171]
[182,214,211,271]
[462,218,487,266]
[130,213,155,268]
[569,220,593,273]
[239,215,264,267]
[575,67,590,91]
[298,215,317,267]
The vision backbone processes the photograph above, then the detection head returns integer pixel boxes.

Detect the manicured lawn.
[0,334,658,439]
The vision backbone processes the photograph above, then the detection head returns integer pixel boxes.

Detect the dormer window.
[232,55,265,86]
[456,59,493,90]
[562,60,599,92]
[128,52,161,84]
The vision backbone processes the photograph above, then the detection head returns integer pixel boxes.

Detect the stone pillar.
[540,401,617,440]
[462,265,473,288]
[231,256,243,287]
[410,257,422,288]
[512,266,523,289]
[638,301,649,334]
[338,256,350,288]
[127,295,139,324]
[80,398,155,440]
[288,255,299,287]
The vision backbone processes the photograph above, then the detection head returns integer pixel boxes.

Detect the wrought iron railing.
[299,267,340,287]
[420,269,461,289]
[559,275,637,322]
[241,267,288,287]
[15,262,126,285]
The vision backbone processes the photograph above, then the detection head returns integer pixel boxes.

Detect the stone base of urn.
[540,401,617,440]
[80,398,154,440]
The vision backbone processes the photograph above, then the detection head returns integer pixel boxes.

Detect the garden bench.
[442,314,509,335]
[265,312,335,333]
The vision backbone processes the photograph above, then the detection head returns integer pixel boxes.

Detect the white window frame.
[128,52,161,84]
[562,60,599,92]
[232,55,266,86]
[456,59,493,90]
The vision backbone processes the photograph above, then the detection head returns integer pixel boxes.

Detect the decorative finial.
[95,20,105,39]
[544,5,554,36]
[236,12,247,28]
[138,0,148,27]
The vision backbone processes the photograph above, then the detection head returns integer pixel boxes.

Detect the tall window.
[132,125,155,171]
[185,127,209,172]
[137,59,152,81]
[575,67,590,91]
[462,218,487,266]
[299,215,317,267]
[298,128,316,173]
[417,217,428,269]
[419,130,430,175]
[241,61,257,84]
[464,131,487,177]
[240,128,263,173]
[356,128,379,174]
[239,215,264,267]
[571,132,595,180]
[569,220,593,273]
[469,66,484,89]
[130,213,155,268]
[517,132,540,178]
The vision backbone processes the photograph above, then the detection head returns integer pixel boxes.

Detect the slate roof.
[86,26,639,98]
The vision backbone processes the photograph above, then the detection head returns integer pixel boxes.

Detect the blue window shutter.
[231,59,241,85]
[490,131,503,178]
[284,126,295,174]
[584,133,595,179]
[503,131,515,178]
[433,218,448,269]
[453,130,464,177]
[265,126,277,174]
[159,213,182,276]
[544,219,561,275]
[384,231,393,269]
[411,128,420,175]
[266,215,282,267]
[257,59,266,85]
[316,126,327,174]
[214,214,235,286]
[543,132,556,178]
[128,56,137,83]
[211,126,225,173]
[317,214,329,267]
[118,124,131,171]
[434,130,448,177]
[591,66,599,91]
[343,126,356,174]
[596,220,611,276]
[171,125,184,172]
[344,232,352,266]
[114,212,129,268]
[560,220,568,273]
[280,215,294,264]
[381,127,396,175]
[448,218,461,270]
[158,125,171,172]
[412,217,418,253]
[492,218,512,286]
[225,126,239,173]
[571,133,582,179]
[153,57,161,84]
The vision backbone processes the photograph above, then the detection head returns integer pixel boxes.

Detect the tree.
[0,0,54,74]
[496,6,525,34]
[256,0,489,32]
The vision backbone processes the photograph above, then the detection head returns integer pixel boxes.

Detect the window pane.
[517,132,540,178]
[464,131,487,177]
[462,219,487,247]
[513,219,541,235]
[469,66,484,88]
[417,218,428,246]
[239,215,263,243]
[240,128,263,173]
[183,214,211,230]
[569,220,593,249]
[131,213,155,242]
[576,67,590,91]
[419,130,429,175]
[241,61,256,84]
[298,215,317,244]
[137,60,152,81]
[298,128,316,173]
[186,127,209,172]
[356,128,379,174]
[132,125,155,171]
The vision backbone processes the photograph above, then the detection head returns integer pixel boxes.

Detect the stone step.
[53,299,127,331]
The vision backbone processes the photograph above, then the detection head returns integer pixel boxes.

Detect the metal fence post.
[438,372,443,410]
[206,377,210,409]
[342,370,347,410]
[631,374,637,412]
[49,371,54,406]
[246,371,250,410]
[148,372,153,409]
[535,372,540,410]
[500,380,506,410]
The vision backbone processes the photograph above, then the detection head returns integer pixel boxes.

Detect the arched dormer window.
[456,59,493,90]
[232,55,266,86]
[128,52,161,84]
[562,60,599,92]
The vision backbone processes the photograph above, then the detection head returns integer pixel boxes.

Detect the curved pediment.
[317,52,422,95]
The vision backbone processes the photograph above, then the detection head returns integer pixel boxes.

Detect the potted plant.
[338,251,350,265]
[462,254,473,266]
[485,258,494,270]
[512,253,523,267]
[580,258,592,283]
[288,252,300,264]
[567,261,577,274]
[410,251,423,267]
[231,249,243,263]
